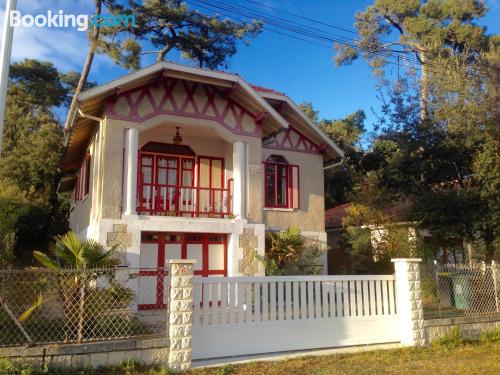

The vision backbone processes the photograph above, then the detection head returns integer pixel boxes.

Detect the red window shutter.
[289,165,300,209]
[84,153,91,197]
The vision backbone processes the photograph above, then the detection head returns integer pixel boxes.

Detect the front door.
[138,232,227,310]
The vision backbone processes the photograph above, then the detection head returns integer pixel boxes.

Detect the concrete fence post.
[167,259,196,371]
[392,258,425,346]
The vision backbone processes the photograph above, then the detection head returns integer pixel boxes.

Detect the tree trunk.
[419,53,429,121]
[64,0,102,130]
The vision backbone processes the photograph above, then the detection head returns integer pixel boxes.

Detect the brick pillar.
[167,259,195,371]
[392,258,425,346]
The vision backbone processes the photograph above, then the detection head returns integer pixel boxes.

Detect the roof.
[257,90,345,159]
[250,84,285,96]
[325,202,411,229]
[325,203,352,229]
[61,62,343,172]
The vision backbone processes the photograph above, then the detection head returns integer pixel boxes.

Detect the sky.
[1,0,499,132]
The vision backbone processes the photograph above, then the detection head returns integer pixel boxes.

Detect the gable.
[263,126,322,154]
[105,77,262,137]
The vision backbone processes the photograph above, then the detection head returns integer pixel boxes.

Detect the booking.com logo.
[9,10,136,31]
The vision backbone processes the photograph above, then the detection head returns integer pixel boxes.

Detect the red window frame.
[137,152,195,215]
[263,157,300,209]
[197,156,225,216]
[138,232,227,310]
[74,152,91,202]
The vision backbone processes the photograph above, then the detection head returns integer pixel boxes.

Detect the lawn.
[1,341,499,374]
[191,342,500,375]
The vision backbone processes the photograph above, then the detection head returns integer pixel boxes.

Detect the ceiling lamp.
[173,127,182,144]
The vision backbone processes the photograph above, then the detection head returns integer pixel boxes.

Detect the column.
[392,258,425,346]
[124,128,139,215]
[232,141,246,219]
[167,259,195,371]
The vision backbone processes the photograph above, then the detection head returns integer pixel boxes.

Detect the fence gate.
[191,275,400,359]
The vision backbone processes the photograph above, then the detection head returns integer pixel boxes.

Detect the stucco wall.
[100,118,126,219]
[69,134,97,237]
[261,148,325,232]
[246,137,263,223]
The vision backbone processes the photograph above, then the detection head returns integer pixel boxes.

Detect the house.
[325,202,469,274]
[59,62,343,309]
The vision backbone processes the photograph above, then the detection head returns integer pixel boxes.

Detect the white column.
[392,258,425,346]
[232,141,246,219]
[124,128,139,215]
[0,0,17,155]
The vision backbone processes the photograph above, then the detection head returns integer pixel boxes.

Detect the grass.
[1,341,499,375]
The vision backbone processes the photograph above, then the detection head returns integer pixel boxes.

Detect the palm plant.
[27,232,120,342]
[265,227,305,269]
[33,231,119,270]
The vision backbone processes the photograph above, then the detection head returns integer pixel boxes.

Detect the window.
[74,152,91,201]
[264,155,300,209]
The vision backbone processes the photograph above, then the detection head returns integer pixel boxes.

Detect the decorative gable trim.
[263,126,322,154]
[105,78,262,137]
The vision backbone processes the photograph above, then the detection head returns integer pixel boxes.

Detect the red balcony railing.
[137,179,233,217]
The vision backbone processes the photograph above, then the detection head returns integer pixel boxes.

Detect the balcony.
[122,126,246,220]
[137,180,233,218]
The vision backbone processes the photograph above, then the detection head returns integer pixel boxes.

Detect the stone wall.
[106,224,133,264]
[238,228,260,276]
[0,337,169,368]
[424,315,500,343]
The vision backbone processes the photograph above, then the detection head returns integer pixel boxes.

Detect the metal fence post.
[433,259,441,317]
[492,261,499,313]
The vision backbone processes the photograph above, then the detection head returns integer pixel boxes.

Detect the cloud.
[0,0,117,72]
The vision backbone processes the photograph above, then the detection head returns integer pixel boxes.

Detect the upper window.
[264,155,300,209]
[75,152,91,201]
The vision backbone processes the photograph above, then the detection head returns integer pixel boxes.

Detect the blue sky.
[1,0,499,131]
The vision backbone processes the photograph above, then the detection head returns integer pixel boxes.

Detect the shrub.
[480,328,500,343]
[432,326,464,349]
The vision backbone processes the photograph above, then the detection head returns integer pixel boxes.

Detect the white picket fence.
[191,275,400,359]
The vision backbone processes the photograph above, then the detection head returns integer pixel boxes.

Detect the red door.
[138,232,227,310]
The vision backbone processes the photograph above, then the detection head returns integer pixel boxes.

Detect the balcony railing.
[137,179,233,217]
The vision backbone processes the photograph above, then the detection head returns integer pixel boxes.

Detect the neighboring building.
[326,202,420,273]
[325,202,470,274]
[59,62,343,309]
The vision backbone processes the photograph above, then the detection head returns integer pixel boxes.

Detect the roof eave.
[76,62,289,130]
[258,92,345,159]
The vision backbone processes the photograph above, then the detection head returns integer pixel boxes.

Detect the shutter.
[289,165,300,209]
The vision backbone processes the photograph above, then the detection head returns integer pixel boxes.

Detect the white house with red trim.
[59,62,343,310]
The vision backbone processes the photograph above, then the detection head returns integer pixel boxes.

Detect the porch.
[121,123,247,219]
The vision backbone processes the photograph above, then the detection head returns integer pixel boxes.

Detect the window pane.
[182,171,192,186]
[142,156,152,166]
[183,159,193,169]
[265,164,276,206]
[277,165,287,206]
[157,158,167,168]
[211,159,222,189]
[158,168,167,184]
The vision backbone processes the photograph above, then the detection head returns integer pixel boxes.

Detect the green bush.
[432,326,465,349]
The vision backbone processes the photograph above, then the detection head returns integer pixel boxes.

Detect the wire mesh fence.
[0,268,169,347]
[421,262,500,319]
